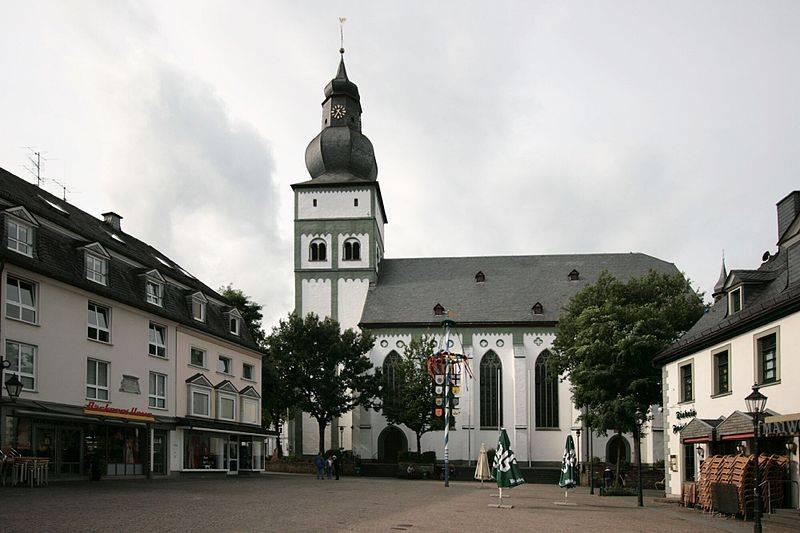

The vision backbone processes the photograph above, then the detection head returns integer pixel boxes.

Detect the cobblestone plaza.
[0,474,791,532]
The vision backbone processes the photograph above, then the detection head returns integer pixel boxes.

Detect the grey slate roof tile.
[360,253,679,326]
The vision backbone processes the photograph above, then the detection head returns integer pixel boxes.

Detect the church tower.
[289,50,387,454]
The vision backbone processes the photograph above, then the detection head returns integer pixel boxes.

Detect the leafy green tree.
[267,312,379,455]
[379,335,439,455]
[550,270,704,484]
[220,283,267,347]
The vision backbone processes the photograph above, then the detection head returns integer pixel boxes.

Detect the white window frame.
[190,347,207,368]
[85,252,108,286]
[148,322,167,358]
[6,217,33,256]
[728,286,743,314]
[5,340,37,391]
[679,360,694,403]
[192,298,206,322]
[5,275,37,324]
[242,362,254,381]
[754,326,780,385]
[711,344,732,397]
[189,386,211,417]
[241,397,260,425]
[149,371,167,409]
[217,355,232,375]
[86,358,110,401]
[230,317,240,335]
[146,280,163,307]
[217,392,237,421]
[87,302,111,343]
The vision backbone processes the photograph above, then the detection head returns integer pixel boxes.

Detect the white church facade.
[287,51,671,468]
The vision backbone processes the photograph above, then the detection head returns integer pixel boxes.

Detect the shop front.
[177,418,268,475]
[1,399,173,479]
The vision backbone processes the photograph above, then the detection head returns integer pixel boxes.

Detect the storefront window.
[253,440,264,470]
[184,431,225,469]
[107,427,146,476]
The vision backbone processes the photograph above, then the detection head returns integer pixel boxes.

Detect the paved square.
[0,474,791,532]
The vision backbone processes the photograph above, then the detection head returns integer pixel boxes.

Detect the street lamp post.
[635,408,645,508]
[0,358,24,449]
[589,423,595,495]
[575,427,582,484]
[745,383,768,533]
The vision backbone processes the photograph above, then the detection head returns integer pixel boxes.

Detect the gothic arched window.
[383,351,402,402]
[480,351,502,428]
[535,350,559,428]
[309,239,327,262]
[343,238,361,261]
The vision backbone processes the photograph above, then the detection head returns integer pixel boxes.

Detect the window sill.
[711,391,733,399]
[188,363,208,371]
[756,379,781,389]
[534,427,561,431]
[5,316,40,327]
[148,354,169,360]
[88,338,113,346]
[242,377,257,383]
[87,279,108,287]
[149,405,168,411]
[678,399,695,405]
[188,413,211,419]
[216,371,234,378]
[86,397,110,403]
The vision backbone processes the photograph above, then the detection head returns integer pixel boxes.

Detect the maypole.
[442,320,452,487]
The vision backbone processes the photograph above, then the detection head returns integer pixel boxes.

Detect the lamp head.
[4,374,23,400]
[745,383,768,415]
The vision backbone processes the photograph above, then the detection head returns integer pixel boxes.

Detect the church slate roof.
[0,167,260,352]
[359,253,679,327]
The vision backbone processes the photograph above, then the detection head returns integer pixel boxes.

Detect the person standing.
[326,454,333,479]
[332,453,340,480]
[313,454,325,480]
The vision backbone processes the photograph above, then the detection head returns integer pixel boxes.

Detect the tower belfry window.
[310,239,327,262]
[313,198,317,207]
[475,271,485,283]
[568,269,580,281]
[343,238,361,261]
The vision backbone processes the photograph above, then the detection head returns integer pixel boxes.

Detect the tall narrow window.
[309,239,327,262]
[6,218,33,256]
[149,372,167,409]
[383,351,402,403]
[190,347,206,368]
[343,238,361,261]
[5,340,36,390]
[85,253,108,285]
[88,302,111,343]
[243,362,254,380]
[757,332,778,384]
[230,317,240,335]
[192,297,206,322]
[729,287,743,314]
[6,276,37,324]
[684,443,696,482]
[680,362,693,402]
[713,349,730,395]
[479,351,502,428]
[86,358,109,400]
[149,322,167,358]
[535,350,559,428]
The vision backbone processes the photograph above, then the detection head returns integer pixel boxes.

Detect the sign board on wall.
[84,401,155,423]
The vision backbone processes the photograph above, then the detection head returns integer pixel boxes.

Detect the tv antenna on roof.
[22,147,47,187]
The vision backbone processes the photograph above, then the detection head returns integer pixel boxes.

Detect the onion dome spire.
[304,49,378,181]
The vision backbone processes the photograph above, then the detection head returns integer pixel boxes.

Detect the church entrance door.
[378,426,407,463]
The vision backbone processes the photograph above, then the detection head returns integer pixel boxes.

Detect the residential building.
[654,191,800,508]
[0,168,269,478]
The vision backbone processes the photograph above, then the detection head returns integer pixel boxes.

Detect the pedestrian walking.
[332,453,340,480]
[326,455,333,479]
[313,454,325,480]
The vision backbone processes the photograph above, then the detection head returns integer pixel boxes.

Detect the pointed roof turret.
[712,256,727,301]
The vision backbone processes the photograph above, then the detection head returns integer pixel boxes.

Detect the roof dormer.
[474,271,485,283]
[226,307,244,336]
[568,269,580,281]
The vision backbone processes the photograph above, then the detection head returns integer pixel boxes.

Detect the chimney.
[777,191,800,243]
[102,211,123,231]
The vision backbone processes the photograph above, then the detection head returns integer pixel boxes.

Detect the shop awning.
[8,399,175,427]
[716,409,781,440]
[680,417,725,444]
[762,413,800,437]
[176,417,275,437]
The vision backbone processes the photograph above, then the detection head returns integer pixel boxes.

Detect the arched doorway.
[606,434,631,465]
[378,426,407,463]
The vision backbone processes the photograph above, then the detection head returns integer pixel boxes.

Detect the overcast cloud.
[1,1,799,328]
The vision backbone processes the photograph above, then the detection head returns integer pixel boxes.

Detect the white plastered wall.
[297,189,372,219]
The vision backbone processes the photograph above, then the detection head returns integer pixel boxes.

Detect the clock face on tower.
[331,104,346,119]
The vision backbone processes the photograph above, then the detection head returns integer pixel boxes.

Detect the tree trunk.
[615,431,622,487]
[318,419,327,456]
[416,433,421,456]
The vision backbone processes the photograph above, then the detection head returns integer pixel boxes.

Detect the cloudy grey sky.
[2,1,799,328]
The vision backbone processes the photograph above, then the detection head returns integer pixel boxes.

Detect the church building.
[288,51,676,468]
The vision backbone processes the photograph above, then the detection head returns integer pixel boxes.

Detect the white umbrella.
[474,443,492,486]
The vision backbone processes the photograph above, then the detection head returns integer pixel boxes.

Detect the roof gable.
[80,242,111,259]
[214,380,239,393]
[189,291,208,303]
[186,373,213,387]
[140,269,166,283]
[4,206,38,226]
[240,385,261,399]
[226,308,243,320]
